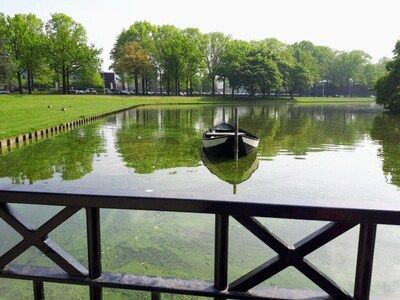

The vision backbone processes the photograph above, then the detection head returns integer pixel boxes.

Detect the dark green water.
[0,102,400,299]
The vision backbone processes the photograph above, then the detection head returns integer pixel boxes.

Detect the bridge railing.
[0,190,399,300]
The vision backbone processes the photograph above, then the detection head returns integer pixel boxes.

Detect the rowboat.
[202,123,259,157]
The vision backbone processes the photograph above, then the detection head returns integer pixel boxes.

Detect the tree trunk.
[159,71,163,95]
[67,74,70,94]
[167,76,170,95]
[62,73,67,94]
[222,78,226,96]
[231,86,235,97]
[17,72,23,94]
[211,76,215,96]
[186,78,189,97]
[175,73,178,96]
[27,69,32,94]
[30,71,34,93]
[145,75,149,95]
[189,79,193,96]
[141,75,145,95]
[262,90,266,98]
[135,74,139,95]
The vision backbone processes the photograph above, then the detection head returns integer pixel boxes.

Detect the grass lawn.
[0,94,375,139]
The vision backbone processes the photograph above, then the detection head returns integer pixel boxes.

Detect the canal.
[0,102,399,299]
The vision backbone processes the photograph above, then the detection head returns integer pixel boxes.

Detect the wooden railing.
[0,190,399,300]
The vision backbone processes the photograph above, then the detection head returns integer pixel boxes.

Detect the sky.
[1,0,399,71]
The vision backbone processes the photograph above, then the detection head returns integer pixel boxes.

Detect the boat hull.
[202,135,259,157]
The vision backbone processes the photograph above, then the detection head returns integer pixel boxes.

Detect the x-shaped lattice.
[229,216,356,299]
[0,203,87,277]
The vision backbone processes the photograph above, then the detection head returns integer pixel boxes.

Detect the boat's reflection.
[201,150,259,194]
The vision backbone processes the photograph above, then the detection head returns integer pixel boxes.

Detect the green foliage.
[181,28,207,94]
[154,24,186,94]
[375,41,400,112]
[0,13,102,93]
[218,40,251,93]
[290,42,320,84]
[45,13,101,94]
[285,64,314,98]
[113,42,152,78]
[329,50,371,89]
[2,13,45,92]
[240,45,282,96]
[71,65,103,89]
[109,21,383,98]
[0,14,384,97]
[204,32,230,94]
[111,21,156,63]
[0,13,10,86]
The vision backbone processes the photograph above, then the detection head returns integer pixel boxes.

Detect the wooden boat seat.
[205,132,246,136]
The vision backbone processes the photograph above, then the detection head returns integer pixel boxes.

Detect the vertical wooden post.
[234,107,239,160]
[33,281,44,300]
[214,214,229,299]
[354,223,377,300]
[86,207,102,300]
[151,291,161,300]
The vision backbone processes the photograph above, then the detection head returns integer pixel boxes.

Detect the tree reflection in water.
[0,123,104,183]
[371,114,400,188]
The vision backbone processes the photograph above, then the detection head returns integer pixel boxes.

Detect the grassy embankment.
[0,94,374,139]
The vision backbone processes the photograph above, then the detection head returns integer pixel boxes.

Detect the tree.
[154,25,185,95]
[291,41,337,84]
[375,41,400,112]
[240,45,282,97]
[181,28,206,96]
[218,40,251,96]
[329,50,371,96]
[71,65,103,90]
[289,43,319,91]
[359,61,386,87]
[3,14,44,93]
[112,42,152,95]
[108,21,382,98]
[205,32,230,96]
[285,64,314,98]
[0,13,10,89]
[111,21,156,94]
[3,14,28,93]
[45,13,101,94]
[255,39,293,96]
[23,15,46,94]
